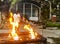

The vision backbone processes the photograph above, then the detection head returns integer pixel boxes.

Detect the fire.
[9,12,13,22]
[11,22,19,40]
[24,24,37,39]
[8,12,38,41]
[9,12,19,40]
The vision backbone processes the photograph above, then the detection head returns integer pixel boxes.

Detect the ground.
[34,24,60,44]
[0,21,60,44]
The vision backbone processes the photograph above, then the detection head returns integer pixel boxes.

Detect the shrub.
[46,21,60,27]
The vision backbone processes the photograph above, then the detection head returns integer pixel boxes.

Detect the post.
[38,8,41,22]
[49,1,52,20]
[57,4,59,10]
[23,3,25,15]
[0,12,2,23]
[16,3,18,11]
[31,4,32,17]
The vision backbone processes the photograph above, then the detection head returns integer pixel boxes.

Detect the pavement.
[36,29,60,38]
[33,23,60,38]
[33,24,60,44]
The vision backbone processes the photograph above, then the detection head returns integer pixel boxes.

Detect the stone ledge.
[46,27,58,30]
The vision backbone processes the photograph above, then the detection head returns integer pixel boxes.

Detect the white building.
[11,0,41,22]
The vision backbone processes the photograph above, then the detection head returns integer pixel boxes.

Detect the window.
[32,4,38,17]
[18,3,23,14]
[25,3,31,17]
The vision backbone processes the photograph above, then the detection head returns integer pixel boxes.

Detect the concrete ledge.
[46,27,58,30]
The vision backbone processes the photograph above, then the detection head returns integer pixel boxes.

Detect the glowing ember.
[13,36,19,40]
[9,12,19,40]
[20,38,22,41]
[24,24,37,39]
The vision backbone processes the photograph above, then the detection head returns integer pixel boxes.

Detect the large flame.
[24,24,37,39]
[9,12,19,40]
[8,12,38,41]
[11,22,19,40]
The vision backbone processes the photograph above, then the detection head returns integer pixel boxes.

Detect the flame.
[11,22,19,40]
[9,12,19,40]
[24,24,37,39]
[9,12,13,23]
[8,12,38,40]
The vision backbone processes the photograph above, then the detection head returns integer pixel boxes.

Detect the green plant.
[46,21,60,27]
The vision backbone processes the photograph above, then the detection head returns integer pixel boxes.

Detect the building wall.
[11,2,40,21]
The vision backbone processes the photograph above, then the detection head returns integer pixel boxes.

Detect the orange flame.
[11,22,19,40]
[24,24,37,39]
[9,12,13,23]
[9,12,19,40]
[8,12,38,40]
